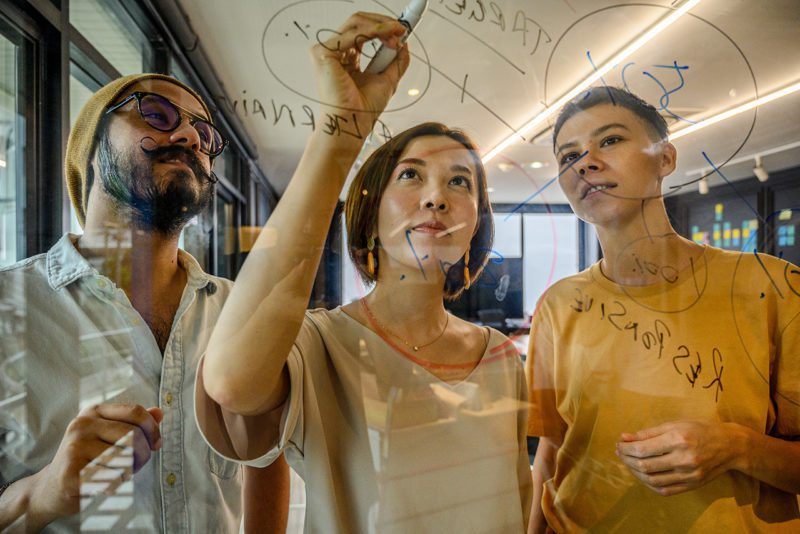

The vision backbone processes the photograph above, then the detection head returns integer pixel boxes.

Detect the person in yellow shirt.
[526,86,800,533]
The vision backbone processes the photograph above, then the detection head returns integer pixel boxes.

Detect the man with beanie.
[0,74,289,532]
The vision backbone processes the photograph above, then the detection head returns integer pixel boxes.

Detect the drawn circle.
[139,136,158,151]
[730,233,800,408]
[612,233,708,313]
[261,0,433,113]
[543,3,759,200]
[784,262,800,298]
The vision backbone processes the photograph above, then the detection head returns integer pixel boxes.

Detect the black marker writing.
[702,348,724,402]
[631,253,680,283]
[231,94,392,142]
[571,287,723,400]
[437,0,551,55]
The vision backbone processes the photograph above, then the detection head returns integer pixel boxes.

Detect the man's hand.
[615,420,747,496]
[28,404,163,528]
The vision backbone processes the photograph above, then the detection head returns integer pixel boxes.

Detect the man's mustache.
[139,141,216,184]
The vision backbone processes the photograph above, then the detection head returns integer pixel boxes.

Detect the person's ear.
[658,141,677,179]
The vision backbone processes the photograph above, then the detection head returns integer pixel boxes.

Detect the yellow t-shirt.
[527,246,800,532]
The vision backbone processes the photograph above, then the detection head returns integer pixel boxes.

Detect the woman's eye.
[398,168,419,180]
[601,135,622,147]
[450,176,472,189]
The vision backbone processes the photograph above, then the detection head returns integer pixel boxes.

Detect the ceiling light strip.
[481,0,702,163]
[685,140,800,176]
[670,80,800,141]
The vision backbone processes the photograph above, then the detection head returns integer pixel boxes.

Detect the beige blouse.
[196,307,531,533]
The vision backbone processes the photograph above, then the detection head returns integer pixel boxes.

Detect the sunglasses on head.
[106,91,228,158]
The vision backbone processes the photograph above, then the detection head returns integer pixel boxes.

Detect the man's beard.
[96,135,215,237]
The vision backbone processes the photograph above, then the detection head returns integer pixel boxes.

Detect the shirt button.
[166,472,177,486]
[165,392,173,406]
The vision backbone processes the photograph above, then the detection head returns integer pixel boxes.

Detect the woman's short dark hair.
[552,86,668,150]
[344,122,493,301]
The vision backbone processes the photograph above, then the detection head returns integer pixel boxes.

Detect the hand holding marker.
[365,0,428,73]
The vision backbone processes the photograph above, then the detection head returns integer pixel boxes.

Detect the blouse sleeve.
[194,313,325,467]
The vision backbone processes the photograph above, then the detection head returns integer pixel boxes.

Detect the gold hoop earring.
[367,236,376,276]
[463,248,471,290]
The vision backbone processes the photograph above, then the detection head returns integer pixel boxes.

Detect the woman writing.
[196,12,531,532]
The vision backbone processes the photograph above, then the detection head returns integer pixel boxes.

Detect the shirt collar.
[177,248,217,294]
[46,234,96,290]
[46,233,217,294]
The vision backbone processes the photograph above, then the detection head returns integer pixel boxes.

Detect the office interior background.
[1,0,799,531]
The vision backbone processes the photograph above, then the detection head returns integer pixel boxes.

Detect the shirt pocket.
[207,446,240,480]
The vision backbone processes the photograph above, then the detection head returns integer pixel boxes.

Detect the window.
[214,145,241,192]
[215,193,238,279]
[70,0,153,75]
[0,21,32,267]
[523,213,579,314]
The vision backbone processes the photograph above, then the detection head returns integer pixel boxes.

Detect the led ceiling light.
[685,140,800,177]
[481,0,702,164]
[497,162,515,172]
[670,80,800,141]
[407,88,420,96]
[529,161,545,169]
[753,155,769,182]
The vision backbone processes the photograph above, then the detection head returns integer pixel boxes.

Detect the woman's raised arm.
[202,12,409,417]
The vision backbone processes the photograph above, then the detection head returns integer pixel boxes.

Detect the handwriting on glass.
[230,92,393,142]
[570,287,724,401]
[438,0,552,55]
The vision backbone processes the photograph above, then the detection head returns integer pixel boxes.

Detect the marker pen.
[365,0,428,74]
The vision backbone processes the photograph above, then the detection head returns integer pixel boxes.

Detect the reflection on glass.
[181,206,213,272]
[215,195,236,278]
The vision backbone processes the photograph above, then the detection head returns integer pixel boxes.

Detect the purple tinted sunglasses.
[106,92,228,158]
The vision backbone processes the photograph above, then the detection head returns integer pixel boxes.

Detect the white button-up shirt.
[0,234,241,532]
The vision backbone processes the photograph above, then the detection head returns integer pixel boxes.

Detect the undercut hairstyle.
[344,122,494,301]
[552,86,669,150]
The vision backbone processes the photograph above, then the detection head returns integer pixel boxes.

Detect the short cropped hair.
[344,122,493,301]
[552,86,668,150]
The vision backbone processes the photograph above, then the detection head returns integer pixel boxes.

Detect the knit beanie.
[64,73,212,228]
